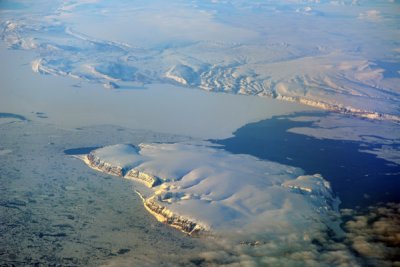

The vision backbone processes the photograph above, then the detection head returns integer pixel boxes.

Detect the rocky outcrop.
[276,94,400,122]
[138,193,206,236]
[125,169,161,188]
[86,152,125,176]
[85,151,161,188]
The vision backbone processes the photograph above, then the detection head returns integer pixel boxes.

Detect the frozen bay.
[0,43,311,139]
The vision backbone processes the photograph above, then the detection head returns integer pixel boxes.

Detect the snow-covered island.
[78,143,342,241]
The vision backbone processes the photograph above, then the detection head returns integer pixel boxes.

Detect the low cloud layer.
[180,203,400,266]
[342,203,400,266]
[358,10,382,21]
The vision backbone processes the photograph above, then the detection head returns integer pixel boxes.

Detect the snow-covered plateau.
[78,143,342,240]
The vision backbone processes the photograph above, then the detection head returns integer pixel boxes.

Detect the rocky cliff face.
[85,151,161,188]
[141,195,206,236]
[87,152,125,176]
[125,169,161,188]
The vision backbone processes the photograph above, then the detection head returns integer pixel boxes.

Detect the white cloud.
[358,9,382,21]
[343,203,400,265]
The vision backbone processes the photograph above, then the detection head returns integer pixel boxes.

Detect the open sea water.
[213,112,400,208]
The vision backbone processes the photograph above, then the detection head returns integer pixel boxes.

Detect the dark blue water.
[0,113,27,120]
[64,147,100,155]
[376,60,400,79]
[212,112,400,208]
[0,1,26,10]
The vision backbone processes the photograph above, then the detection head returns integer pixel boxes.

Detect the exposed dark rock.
[143,197,205,236]
[117,248,130,255]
